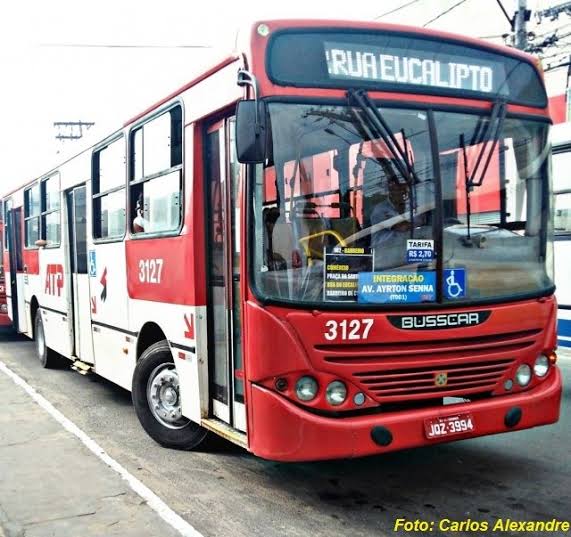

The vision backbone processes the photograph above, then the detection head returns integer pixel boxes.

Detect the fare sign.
[324,41,500,94]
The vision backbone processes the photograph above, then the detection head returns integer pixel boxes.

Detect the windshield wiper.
[459,99,507,246]
[460,133,474,244]
[348,89,420,185]
[467,99,507,188]
[347,89,419,238]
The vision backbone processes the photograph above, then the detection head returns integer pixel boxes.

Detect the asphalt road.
[0,330,569,537]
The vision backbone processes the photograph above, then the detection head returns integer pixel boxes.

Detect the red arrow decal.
[184,313,194,339]
[91,297,97,314]
[100,267,108,302]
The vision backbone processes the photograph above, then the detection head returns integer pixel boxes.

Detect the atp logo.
[45,264,64,296]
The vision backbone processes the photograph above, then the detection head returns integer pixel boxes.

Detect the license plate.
[424,413,475,439]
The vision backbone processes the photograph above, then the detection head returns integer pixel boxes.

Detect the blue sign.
[406,239,434,263]
[444,268,466,299]
[358,271,436,304]
[88,250,97,277]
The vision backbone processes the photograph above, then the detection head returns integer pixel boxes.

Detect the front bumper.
[249,367,562,462]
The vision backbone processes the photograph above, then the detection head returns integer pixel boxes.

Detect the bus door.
[6,208,24,331]
[205,119,246,432]
[66,185,94,363]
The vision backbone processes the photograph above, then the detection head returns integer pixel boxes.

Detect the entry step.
[71,359,93,376]
[201,418,247,448]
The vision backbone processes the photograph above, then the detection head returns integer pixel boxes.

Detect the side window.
[41,174,61,246]
[3,200,11,251]
[554,193,571,235]
[93,137,126,240]
[24,184,41,248]
[129,106,183,235]
[553,149,571,236]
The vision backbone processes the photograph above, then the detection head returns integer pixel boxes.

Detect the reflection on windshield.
[436,111,552,301]
[251,103,552,306]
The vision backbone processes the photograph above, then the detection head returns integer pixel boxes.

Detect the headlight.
[534,355,549,377]
[0,303,7,313]
[326,381,347,406]
[515,364,532,387]
[295,376,318,401]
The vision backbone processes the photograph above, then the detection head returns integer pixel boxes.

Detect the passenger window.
[41,174,61,246]
[24,184,41,247]
[129,106,183,235]
[555,192,571,235]
[93,137,126,240]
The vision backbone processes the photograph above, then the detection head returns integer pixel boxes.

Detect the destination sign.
[325,42,497,93]
[267,31,547,107]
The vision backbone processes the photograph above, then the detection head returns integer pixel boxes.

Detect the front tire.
[34,310,60,368]
[132,340,208,450]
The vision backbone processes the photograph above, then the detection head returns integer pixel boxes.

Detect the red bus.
[2,20,561,461]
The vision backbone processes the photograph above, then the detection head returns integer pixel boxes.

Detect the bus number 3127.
[138,258,164,284]
[324,319,374,341]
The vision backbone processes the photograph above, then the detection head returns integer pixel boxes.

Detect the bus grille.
[316,329,540,403]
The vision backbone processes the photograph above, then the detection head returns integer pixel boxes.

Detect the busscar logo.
[388,311,491,330]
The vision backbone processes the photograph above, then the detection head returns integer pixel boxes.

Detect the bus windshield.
[251,102,553,306]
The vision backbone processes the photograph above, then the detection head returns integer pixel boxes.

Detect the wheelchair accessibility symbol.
[444,268,466,299]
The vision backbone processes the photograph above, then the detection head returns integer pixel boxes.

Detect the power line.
[545,60,571,71]
[39,43,212,49]
[495,0,514,28]
[541,48,571,60]
[536,1,571,22]
[375,0,422,19]
[528,29,571,53]
[422,0,468,27]
[532,21,571,39]
[478,33,507,39]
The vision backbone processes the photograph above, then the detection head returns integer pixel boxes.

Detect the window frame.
[247,96,554,311]
[552,144,571,239]
[24,183,41,249]
[553,190,571,239]
[92,133,127,243]
[3,199,12,252]
[40,172,61,248]
[127,101,185,240]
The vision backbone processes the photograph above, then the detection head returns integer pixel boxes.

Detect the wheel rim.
[36,320,45,360]
[146,363,189,429]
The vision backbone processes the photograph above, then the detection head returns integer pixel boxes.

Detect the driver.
[370,177,412,250]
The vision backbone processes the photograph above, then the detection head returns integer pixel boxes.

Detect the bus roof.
[246,18,540,65]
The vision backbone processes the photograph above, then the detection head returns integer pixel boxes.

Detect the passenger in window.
[133,195,148,233]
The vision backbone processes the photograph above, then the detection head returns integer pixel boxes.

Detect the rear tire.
[132,340,208,450]
[34,310,60,368]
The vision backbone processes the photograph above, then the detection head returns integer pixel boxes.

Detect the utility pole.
[514,0,531,50]
[53,121,95,141]
[53,121,95,155]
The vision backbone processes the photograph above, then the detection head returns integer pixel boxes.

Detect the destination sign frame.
[266,29,547,108]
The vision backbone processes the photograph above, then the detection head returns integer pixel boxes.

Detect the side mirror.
[236,100,267,164]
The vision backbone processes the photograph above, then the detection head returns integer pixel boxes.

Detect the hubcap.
[147,364,189,429]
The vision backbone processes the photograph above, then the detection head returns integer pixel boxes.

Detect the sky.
[0,0,563,194]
